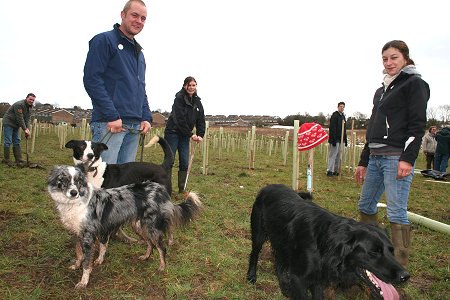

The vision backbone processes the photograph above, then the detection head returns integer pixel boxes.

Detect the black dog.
[247,184,409,300]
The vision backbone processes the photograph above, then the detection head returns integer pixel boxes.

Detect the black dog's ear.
[65,140,76,149]
[92,142,108,153]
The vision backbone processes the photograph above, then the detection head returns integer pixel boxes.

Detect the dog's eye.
[368,251,379,257]
[368,248,382,257]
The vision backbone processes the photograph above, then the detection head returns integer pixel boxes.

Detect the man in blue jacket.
[83,0,152,164]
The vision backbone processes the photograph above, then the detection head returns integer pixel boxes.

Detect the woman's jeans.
[3,125,21,147]
[358,155,414,225]
[164,130,190,171]
[91,122,141,164]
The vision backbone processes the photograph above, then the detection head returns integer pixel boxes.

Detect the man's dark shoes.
[333,171,339,176]
[326,171,334,177]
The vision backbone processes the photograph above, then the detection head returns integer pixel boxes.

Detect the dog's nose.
[399,270,410,283]
[70,189,79,198]
[87,153,94,160]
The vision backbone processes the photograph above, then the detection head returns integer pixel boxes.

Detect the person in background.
[2,93,36,167]
[326,101,347,176]
[421,126,437,170]
[164,76,205,195]
[83,0,152,164]
[355,40,429,267]
[434,126,450,172]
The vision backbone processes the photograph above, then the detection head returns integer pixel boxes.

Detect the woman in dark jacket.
[164,76,205,194]
[354,40,430,268]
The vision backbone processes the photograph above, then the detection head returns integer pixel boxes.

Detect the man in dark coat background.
[326,101,347,176]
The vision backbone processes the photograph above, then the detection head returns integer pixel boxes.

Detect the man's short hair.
[27,93,36,98]
[338,101,345,107]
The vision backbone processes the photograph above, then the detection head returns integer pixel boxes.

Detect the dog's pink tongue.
[369,271,400,300]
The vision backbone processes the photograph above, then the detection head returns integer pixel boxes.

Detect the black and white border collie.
[65,136,175,244]
[64,135,173,194]
[47,165,202,288]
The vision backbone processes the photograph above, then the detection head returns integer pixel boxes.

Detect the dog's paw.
[247,274,257,284]
[138,254,150,261]
[94,258,104,266]
[75,281,87,289]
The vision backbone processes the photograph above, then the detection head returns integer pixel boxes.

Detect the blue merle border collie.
[47,165,202,288]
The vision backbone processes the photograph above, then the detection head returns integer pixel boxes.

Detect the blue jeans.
[3,125,21,147]
[358,155,414,224]
[91,122,141,164]
[434,152,449,172]
[164,130,190,171]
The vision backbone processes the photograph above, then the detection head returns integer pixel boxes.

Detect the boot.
[2,146,13,166]
[359,211,379,226]
[390,223,411,266]
[13,145,25,167]
[178,170,188,194]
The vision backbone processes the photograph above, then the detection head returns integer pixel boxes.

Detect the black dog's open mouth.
[357,268,399,300]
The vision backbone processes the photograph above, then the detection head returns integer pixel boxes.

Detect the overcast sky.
[1,0,448,119]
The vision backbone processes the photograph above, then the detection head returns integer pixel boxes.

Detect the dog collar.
[87,166,98,177]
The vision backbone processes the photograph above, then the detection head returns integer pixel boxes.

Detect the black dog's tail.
[144,135,174,172]
[172,192,203,228]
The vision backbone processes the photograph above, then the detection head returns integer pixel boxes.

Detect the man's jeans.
[327,143,345,172]
[3,125,21,147]
[358,155,413,224]
[434,152,449,172]
[164,130,190,171]
[91,122,141,164]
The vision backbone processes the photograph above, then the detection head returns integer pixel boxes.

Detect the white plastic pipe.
[377,203,450,235]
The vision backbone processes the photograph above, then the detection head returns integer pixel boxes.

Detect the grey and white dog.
[47,165,202,288]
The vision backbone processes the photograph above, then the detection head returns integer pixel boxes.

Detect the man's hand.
[354,166,366,184]
[24,128,31,139]
[191,135,203,143]
[140,121,151,134]
[397,161,413,179]
[107,119,124,133]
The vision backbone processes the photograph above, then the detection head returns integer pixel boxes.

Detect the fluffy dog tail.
[144,135,174,172]
[172,192,203,228]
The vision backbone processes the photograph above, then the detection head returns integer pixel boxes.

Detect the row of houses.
[0,103,281,127]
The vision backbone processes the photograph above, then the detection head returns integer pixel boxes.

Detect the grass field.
[0,126,449,300]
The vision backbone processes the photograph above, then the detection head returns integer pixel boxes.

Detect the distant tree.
[427,106,437,121]
[316,112,327,125]
[350,111,369,129]
[426,106,443,127]
[281,113,327,126]
[437,104,450,123]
